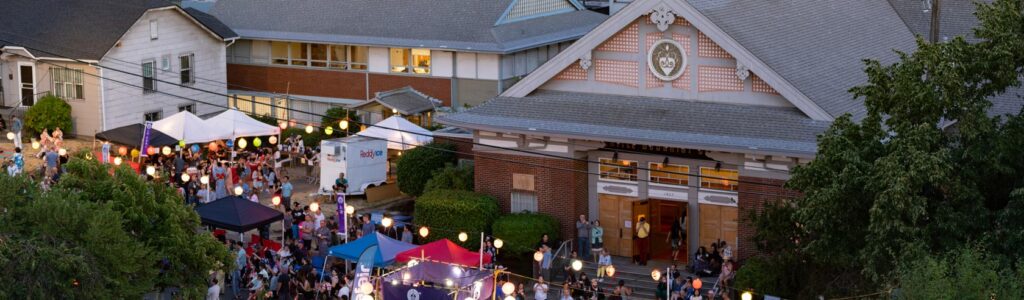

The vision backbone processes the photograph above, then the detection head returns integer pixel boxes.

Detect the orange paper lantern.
[146,146,157,156]
[692,278,702,290]
[208,142,219,151]
[118,146,128,156]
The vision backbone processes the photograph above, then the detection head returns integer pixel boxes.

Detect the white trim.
[596,181,639,197]
[697,190,738,207]
[648,187,688,201]
[100,6,229,60]
[16,61,36,106]
[500,0,834,121]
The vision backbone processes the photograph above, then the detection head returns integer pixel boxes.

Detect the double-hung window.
[179,54,194,85]
[50,67,84,100]
[699,167,739,191]
[142,61,156,92]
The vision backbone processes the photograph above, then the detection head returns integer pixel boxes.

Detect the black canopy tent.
[196,196,283,233]
[94,123,178,147]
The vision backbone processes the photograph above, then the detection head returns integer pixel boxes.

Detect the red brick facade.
[474,153,588,241]
[226,64,453,106]
[736,176,800,261]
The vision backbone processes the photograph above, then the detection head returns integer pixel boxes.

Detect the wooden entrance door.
[19,65,35,106]
[598,194,635,257]
[698,204,738,254]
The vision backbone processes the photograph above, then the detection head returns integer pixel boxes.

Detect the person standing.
[592,220,604,262]
[290,203,305,240]
[206,278,221,300]
[11,116,22,149]
[232,242,247,297]
[576,215,592,260]
[316,219,331,256]
[635,217,651,266]
[301,215,315,250]
[400,226,413,244]
[280,176,293,209]
[668,215,685,262]
[101,141,111,164]
[533,276,549,300]
[213,161,227,199]
[360,215,375,237]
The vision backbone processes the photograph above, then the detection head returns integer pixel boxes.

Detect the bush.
[414,189,500,247]
[249,114,278,127]
[281,127,326,148]
[396,142,456,196]
[733,254,805,299]
[24,94,72,135]
[321,107,361,136]
[424,164,473,193]
[492,213,561,254]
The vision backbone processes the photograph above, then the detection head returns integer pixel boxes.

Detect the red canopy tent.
[394,239,492,267]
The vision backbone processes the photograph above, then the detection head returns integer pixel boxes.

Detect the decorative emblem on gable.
[735,62,750,81]
[649,6,676,32]
[648,39,687,81]
[579,52,592,70]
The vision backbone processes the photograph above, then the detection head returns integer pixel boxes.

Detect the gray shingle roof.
[208,0,608,53]
[687,0,919,120]
[0,0,236,60]
[0,0,170,60]
[438,91,831,157]
[353,86,439,115]
[887,0,987,42]
[184,7,240,40]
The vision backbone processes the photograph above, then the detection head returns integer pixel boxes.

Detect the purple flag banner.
[140,121,153,157]
[337,193,347,236]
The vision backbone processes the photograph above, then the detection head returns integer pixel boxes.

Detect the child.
[597,249,612,281]
[7,147,23,176]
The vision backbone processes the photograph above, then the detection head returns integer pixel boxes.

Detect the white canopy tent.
[151,111,230,144]
[205,109,281,139]
[356,116,433,150]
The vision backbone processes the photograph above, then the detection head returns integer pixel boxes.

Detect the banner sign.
[354,245,378,300]
[382,285,449,300]
[337,193,347,236]
[140,121,153,157]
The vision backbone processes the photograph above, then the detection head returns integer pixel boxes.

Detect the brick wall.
[433,136,474,161]
[736,176,800,262]
[474,152,588,241]
[369,74,452,106]
[227,64,368,100]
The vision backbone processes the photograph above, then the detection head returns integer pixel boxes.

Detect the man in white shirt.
[206,279,221,300]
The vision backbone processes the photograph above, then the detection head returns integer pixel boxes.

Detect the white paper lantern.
[501,282,515,295]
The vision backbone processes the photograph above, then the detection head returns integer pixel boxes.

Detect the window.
[274,98,289,120]
[390,48,431,74]
[650,163,689,186]
[149,20,158,40]
[599,158,638,181]
[160,55,171,71]
[232,95,253,112]
[271,41,289,65]
[179,54,194,84]
[700,167,739,191]
[253,96,272,116]
[144,111,162,122]
[511,191,538,213]
[50,67,84,100]
[142,61,156,92]
[178,104,196,113]
[228,40,252,64]
[309,44,328,67]
[290,43,308,66]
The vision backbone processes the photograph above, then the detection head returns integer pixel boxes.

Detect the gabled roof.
[503,0,918,121]
[183,7,239,41]
[440,91,831,157]
[351,86,440,115]
[208,0,608,53]
[0,0,236,60]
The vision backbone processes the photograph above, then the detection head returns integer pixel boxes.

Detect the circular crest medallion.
[647,39,687,81]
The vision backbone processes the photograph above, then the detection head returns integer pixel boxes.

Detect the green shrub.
[249,114,278,126]
[281,127,326,148]
[396,142,456,196]
[492,213,561,254]
[24,94,72,136]
[424,164,473,193]
[733,254,805,299]
[321,107,362,136]
[414,189,499,247]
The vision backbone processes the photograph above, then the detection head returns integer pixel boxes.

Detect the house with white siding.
[0,0,238,137]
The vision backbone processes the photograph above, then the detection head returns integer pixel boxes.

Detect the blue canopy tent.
[327,232,416,267]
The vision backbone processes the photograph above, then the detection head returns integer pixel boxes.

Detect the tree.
[395,142,457,196]
[424,164,473,194]
[414,189,500,247]
[23,94,73,135]
[737,0,1024,296]
[321,106,362,136]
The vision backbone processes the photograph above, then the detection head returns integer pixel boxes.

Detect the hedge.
[423,164,473,193]
[414,189,499,247]
[24,95,72,136]
[396,142,456,196]
[492,213,561,255]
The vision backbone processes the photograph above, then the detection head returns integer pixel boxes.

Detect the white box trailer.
[319,136,388,195]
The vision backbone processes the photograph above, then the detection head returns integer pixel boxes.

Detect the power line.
[0,35,791,190]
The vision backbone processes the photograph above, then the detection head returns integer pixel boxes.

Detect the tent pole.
[479,232,484,270]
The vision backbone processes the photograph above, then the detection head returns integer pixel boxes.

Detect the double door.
[698,204,738,255]
[598,194,636,258]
